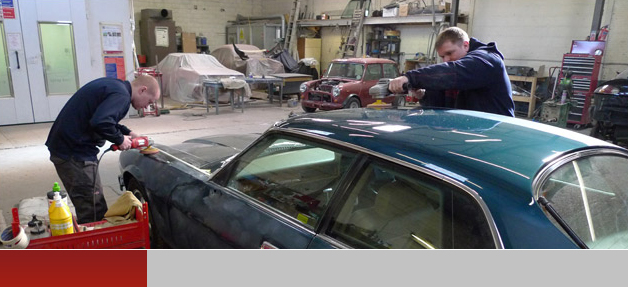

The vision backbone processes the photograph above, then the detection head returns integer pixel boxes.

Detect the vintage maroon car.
[299,58,407,112]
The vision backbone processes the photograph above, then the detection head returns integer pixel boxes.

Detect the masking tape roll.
[0,226,30,249]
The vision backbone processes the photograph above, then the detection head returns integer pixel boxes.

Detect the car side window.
[223,134,357,229]
[383,63,399,78]
[363,64,382,81]
[539,154,628,249]
[327,160,495,249]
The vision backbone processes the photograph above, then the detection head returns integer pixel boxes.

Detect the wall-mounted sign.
[104,55,126,80]
[101,24,123,54]
[6,33,21,51]
[155,26,169,47]
[1,0,16,19]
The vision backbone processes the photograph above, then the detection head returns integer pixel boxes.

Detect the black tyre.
[345,98,361,109]
[127,178,167,248]
[302,106,316,113]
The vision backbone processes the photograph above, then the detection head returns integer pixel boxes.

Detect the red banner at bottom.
[0,250,147,287]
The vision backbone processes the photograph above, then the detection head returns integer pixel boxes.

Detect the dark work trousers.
[50,154,108,224]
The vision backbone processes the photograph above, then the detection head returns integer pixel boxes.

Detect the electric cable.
[92,147,112,223]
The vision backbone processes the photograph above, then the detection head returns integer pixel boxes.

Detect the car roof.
[332,57,397,64]
[277,108,616,201]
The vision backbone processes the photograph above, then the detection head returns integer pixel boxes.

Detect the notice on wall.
[101,24,124,54]
[6,33,21,51]
[1,0,16,19]
[104,56,126,80]
[155,26,169,47]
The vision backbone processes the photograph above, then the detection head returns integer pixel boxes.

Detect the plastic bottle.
[47,182,68,208]
[48,191,74,236]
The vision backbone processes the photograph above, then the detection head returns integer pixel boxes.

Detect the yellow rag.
[103,191,142,225]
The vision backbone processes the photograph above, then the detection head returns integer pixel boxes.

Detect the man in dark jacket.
[45,75,160,224]
[389,27,514,117]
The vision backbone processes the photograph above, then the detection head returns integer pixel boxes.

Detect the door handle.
[15,51,20,69]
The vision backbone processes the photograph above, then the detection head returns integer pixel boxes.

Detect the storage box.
[399,4,408,17]
[383,7,398,17]
[181,32,197,53]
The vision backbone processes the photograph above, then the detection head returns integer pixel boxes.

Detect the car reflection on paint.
[119,108,628,249]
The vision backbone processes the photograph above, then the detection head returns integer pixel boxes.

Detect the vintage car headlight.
[594,84,620,95]
[300,83,308,93]
[333,85,341,97]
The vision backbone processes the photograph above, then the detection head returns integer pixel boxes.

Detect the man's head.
[435,27,470,62]
[130,75,160,110]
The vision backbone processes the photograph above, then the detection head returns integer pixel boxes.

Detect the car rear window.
[539,153,628,249]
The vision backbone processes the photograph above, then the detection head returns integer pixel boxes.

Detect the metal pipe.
[590,0,605,40]
[235,14,286,40]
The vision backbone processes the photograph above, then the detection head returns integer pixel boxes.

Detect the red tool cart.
[11,202,150,249]
[558,40,605,129]
[135,67,163,117]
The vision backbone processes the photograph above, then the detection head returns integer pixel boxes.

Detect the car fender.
[342,94,361,106]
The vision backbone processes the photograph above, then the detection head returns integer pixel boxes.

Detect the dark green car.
[119,108,628,249]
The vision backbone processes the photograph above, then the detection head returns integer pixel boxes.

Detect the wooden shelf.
[509,75,547,118]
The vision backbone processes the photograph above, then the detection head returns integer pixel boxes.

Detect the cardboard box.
[399,4,408,17]
[383,7,398,17]
[181,32,196,53]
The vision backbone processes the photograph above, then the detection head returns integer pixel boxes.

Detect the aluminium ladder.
[284,0,301,58]
[340,8,366,58]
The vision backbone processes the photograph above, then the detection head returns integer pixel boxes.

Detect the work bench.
[509,75,547,118]
[201,76,285,115]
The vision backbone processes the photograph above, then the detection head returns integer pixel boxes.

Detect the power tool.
[109,136,159,154]
[368,78,409,98]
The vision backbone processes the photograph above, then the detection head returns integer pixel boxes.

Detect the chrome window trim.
[532,147,628,199]
[272,127,505,249]
[314,234,353,249]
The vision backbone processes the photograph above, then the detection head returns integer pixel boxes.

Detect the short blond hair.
[132,74,160,96]
[435,27,470,48]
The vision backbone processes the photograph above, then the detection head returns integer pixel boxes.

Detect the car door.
[175,131,359,248]
[310,157,500,249]
[360,63,383,106]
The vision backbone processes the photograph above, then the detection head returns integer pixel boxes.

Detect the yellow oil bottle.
[48,191,74,236]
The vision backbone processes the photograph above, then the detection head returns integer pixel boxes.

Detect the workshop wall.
[132,0,263,53]
[469,0,628,80]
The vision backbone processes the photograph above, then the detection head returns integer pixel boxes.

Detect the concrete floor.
[0,95,592,231]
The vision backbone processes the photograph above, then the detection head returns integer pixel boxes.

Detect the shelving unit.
[509,75,547,118]
[366,38,401,63]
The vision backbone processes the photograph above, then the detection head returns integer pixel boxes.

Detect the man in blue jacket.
[389,27,514,117]
[45,75,160,224]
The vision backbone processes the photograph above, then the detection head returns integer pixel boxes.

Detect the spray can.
[47,182,68,208]
[48,191,74,236]
[560,91,567,104]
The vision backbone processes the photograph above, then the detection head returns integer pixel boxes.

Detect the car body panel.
[119,108,625,249]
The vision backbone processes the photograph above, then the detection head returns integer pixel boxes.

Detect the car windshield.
[325,62,365,80]
[539,153,628,249]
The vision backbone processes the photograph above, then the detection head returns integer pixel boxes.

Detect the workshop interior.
[1,0,628,250]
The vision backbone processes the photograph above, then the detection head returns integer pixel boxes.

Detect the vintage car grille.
[308,93,332,102]
[318,85,334,93]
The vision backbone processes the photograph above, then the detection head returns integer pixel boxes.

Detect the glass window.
[326,62,365,80]
[327,160,494,249]
[0,22,12,98]
[540,154,628,249]
[363,64,382,81]
[383,63,399,79]
[39,22,78,95]
[223,134,358,229]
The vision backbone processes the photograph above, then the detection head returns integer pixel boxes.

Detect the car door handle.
[15,51,20,69]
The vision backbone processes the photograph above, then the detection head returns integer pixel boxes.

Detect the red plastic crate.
[12,202,150,249]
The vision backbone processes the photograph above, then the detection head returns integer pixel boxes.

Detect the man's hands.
[118,135,133,151]
[389,76,409,94]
